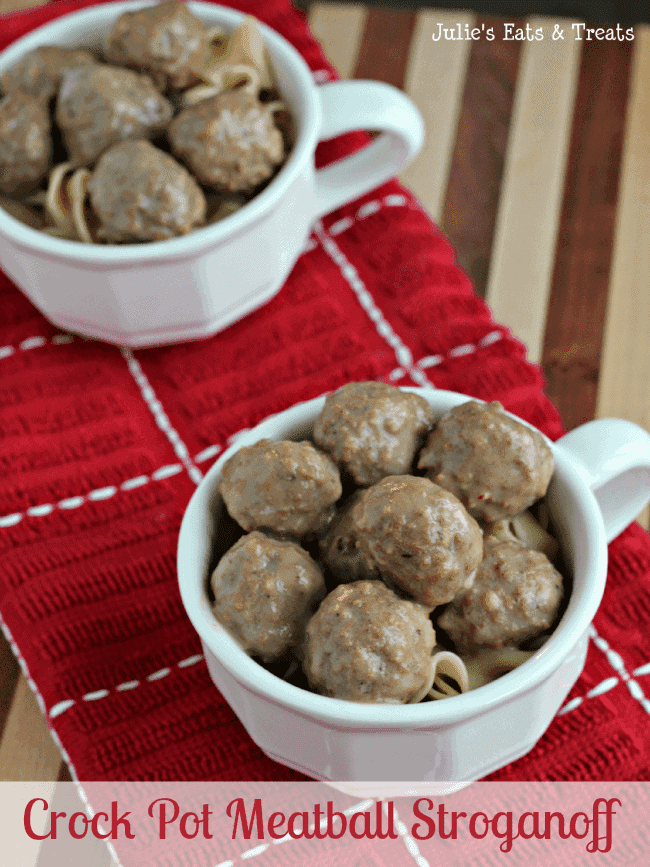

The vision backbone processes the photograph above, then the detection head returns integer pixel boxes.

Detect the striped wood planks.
[0,2,648,798]
[309,1,641,446]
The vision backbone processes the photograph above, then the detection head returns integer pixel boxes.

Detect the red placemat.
[2,0,650,783]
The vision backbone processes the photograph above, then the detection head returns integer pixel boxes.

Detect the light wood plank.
[308,2,367,80]
[34,784,117,867]
[0,0,48,15]
[485,18,581,364]
[0,675,62,782]
[2,783,56,867]
[595,26,650,529]
[399,10,475,224]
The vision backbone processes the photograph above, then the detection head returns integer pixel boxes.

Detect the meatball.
[303,580,436,703]
[319,492,377,585]
[87,140,206,242]
[313,381,434,486]
[418,400,554,523]
[437,540,564,651]
[0,46,95,103]
[351,475,483,608]
[0,91,51,196]
[219,439,342,537]
[56,64,173,166]
[211,531,325,662]
[105,0,210,91]
[169,90,284,193]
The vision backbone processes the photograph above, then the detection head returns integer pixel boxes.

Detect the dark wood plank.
[353,7,416,88]
[541,39,633,431]
[57,760,73,782]
[0,629,19,744]
[441,18,522,298]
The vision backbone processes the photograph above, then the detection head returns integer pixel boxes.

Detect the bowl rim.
[0,0,320,264]
[177,387,608,729]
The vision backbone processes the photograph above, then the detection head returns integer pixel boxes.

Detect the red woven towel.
[1,0,650,783]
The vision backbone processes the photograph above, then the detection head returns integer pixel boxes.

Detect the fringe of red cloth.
[1,0,649,784]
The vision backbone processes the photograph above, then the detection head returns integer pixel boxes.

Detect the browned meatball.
[211,531,325,662]
[105,0,210,91]
[56,64,173,166]
[0,91,51,196]
[351,475,483,608]
[319,493,377,584]
[169,90,284,193]
[418,400,554,523]
[313,381,434,486]
[87,140,206,242]
[437,540,564,651]
[303,580,436,703]
[219,439,342,537]
[0,46,96,103]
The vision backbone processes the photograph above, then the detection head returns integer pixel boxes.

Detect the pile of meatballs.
[210,382,566,705]
[0,2,289,242]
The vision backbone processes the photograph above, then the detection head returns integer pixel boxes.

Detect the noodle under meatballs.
[218,439,342,537]
[0,90,52,196]
[351,475,483,608]
[303,579,436,703]
[211,531,325,662]
[169,90,284,193]
[0,45,96,104]
[56,63,173,166]
[313,381,434,486]
[418,400,554,523]
[105,0,211,91]
[87,140,206,242]
[437,540,564,652]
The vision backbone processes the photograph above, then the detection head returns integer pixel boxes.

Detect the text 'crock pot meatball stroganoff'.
[0,1,293,242]
[210,382,566,705]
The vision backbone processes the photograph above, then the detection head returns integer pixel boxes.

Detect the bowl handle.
[555,419,650,543]
[311,80,425,221]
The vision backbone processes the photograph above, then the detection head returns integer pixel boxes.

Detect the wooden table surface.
[1,0,649,794]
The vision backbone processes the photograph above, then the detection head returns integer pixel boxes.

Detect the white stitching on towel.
[0,331,74,361]
[211,801,380,867]
[0,330,511,531]
[546,631,650,717]
[194,444,221,464]
[315,222,432,387]
[0,439,225,529]
[0,464,184,529]
[392,802,430,867]
[557,696,584,715]
[44,631,650,723]
[328,193,411,236]
[75,784,124,865]
[589,624,650,714]
[48,653,205,719]
[556,675,620,716]
[388,330,505,382]
[121,348,203,485]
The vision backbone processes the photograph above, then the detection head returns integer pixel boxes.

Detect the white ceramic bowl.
[0,1,424,347]
[177,388,650,783]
